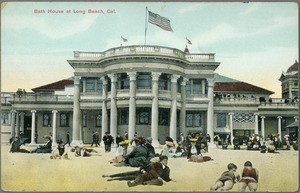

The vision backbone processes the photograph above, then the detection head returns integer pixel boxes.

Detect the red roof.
[287,60,299,73]
[214,82,274,94]
[32,79,73,91]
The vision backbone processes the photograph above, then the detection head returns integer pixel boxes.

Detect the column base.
[52,142,58,147]
[28,142,37,146]
[70,140,83,147]
[152,140,161,148]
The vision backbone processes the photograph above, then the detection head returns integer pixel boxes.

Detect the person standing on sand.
[238,161,259,192]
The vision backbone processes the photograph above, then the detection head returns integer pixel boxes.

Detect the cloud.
[178,3,206,14]
[2,14,98,39]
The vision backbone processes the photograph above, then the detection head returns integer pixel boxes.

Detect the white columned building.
[30,110,36,145]
[207,78,214,145]
[108,73,118,143]
[101,76,108,146]
[71,76,83,146]
[20,112,25,134]
[229,112,234,145]
[170,74,180,143]
[260,116,265,141]
[180,77,188,136]
[254,113,259,135]
[277,116,282,140]
[52,110,58,146]
[128,72,137,140]
[10,110,16,140]
[151,72,161,147]
[15,111,20,138]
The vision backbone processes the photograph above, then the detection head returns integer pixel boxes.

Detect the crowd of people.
[10,129,298,191]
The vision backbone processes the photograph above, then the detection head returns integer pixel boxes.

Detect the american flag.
[148,10,173,32]
[186,38,192,45]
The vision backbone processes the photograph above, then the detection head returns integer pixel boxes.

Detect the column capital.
[277,116,282,119]
[74,76,81,85]
[260,116,266,119]
[171,74,180,83]
[31,110,37,113]
[151,72,161,81]
[100,76,107,85]
[207,78,215,87]
[228,112,234,116]
[107,73,117,82]
[52,110,58,114]
[10,110,17,113]
[181,77,189,86]
[19,112,25,115]
[254,113,259,116]
[127,72,137,81]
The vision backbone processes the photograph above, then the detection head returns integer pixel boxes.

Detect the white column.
[101,76,108,146]
[229,112,234,145]
[108,74,118,144]
[15,111,20,138]
[128,72,137,140]
[52,110,58,146]
[71,76,83,146]
[180,78,188,135]
[170,74,180,143]
[207,78,214,145]
[20,112,25,134]
[261,116,265,141]
[277,116,282,141]
[30,110,36,145]
[254,113,259,135]
[10,110,16,140]
[151,72,161,147]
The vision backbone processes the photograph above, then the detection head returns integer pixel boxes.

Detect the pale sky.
[1,2,298,97]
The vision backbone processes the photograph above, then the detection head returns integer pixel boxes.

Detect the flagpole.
[120,36,122,47]
[144,7,148,45]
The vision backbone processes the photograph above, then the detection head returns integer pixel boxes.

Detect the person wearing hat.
[238,161,259,192]
[161,139,176,158]
[103,132,114,152]
[50,140,69,159]
[127,155,173,187]
[122,137,149,167]
[31,135,52,153]
[210,163,240,191]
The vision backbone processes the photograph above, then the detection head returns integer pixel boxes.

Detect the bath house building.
[1,45,298,147]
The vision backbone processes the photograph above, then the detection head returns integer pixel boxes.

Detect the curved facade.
[67,45,220,146]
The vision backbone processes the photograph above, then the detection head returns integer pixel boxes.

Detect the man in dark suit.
[103,132,114,152]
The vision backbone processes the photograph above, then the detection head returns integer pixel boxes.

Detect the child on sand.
[210,163,240,191]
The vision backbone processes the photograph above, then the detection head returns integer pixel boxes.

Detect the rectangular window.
[82,113,87,127]
[1,112,9,124]
[96,113,102,127]
[97,79,103,94]
[118,108,128,125]
[186,81,191,95]
[60,113,69,127]
[186,111,201,127]
[120,73,129,89]
[136,108,150,125]
[159,74,169,90]
[159,108,169,126]
[86,78,96,93]
[137,73,151,89]
[193,79,201,94]
[43,113,51,127]
[217,113,227,127]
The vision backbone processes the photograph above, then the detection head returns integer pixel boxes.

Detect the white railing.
[73,45,215,62]
[13,94,73,102]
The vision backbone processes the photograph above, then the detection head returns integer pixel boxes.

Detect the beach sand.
[1,144,298,192]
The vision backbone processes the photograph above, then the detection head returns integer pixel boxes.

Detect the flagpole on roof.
[120,36,122,47]
[144,7,148,45]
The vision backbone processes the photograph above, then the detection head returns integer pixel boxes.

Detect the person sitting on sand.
[31,135,52,153]
[238,161,259,192]
[50,140,69,159]
[188,154,213,163]
[210,163,240,191]
[127,155,175,187]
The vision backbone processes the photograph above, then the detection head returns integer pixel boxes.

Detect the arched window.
[43,113,51,127]
[60,113,69,127]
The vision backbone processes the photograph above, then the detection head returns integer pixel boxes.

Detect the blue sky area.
[1,2,298,97]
